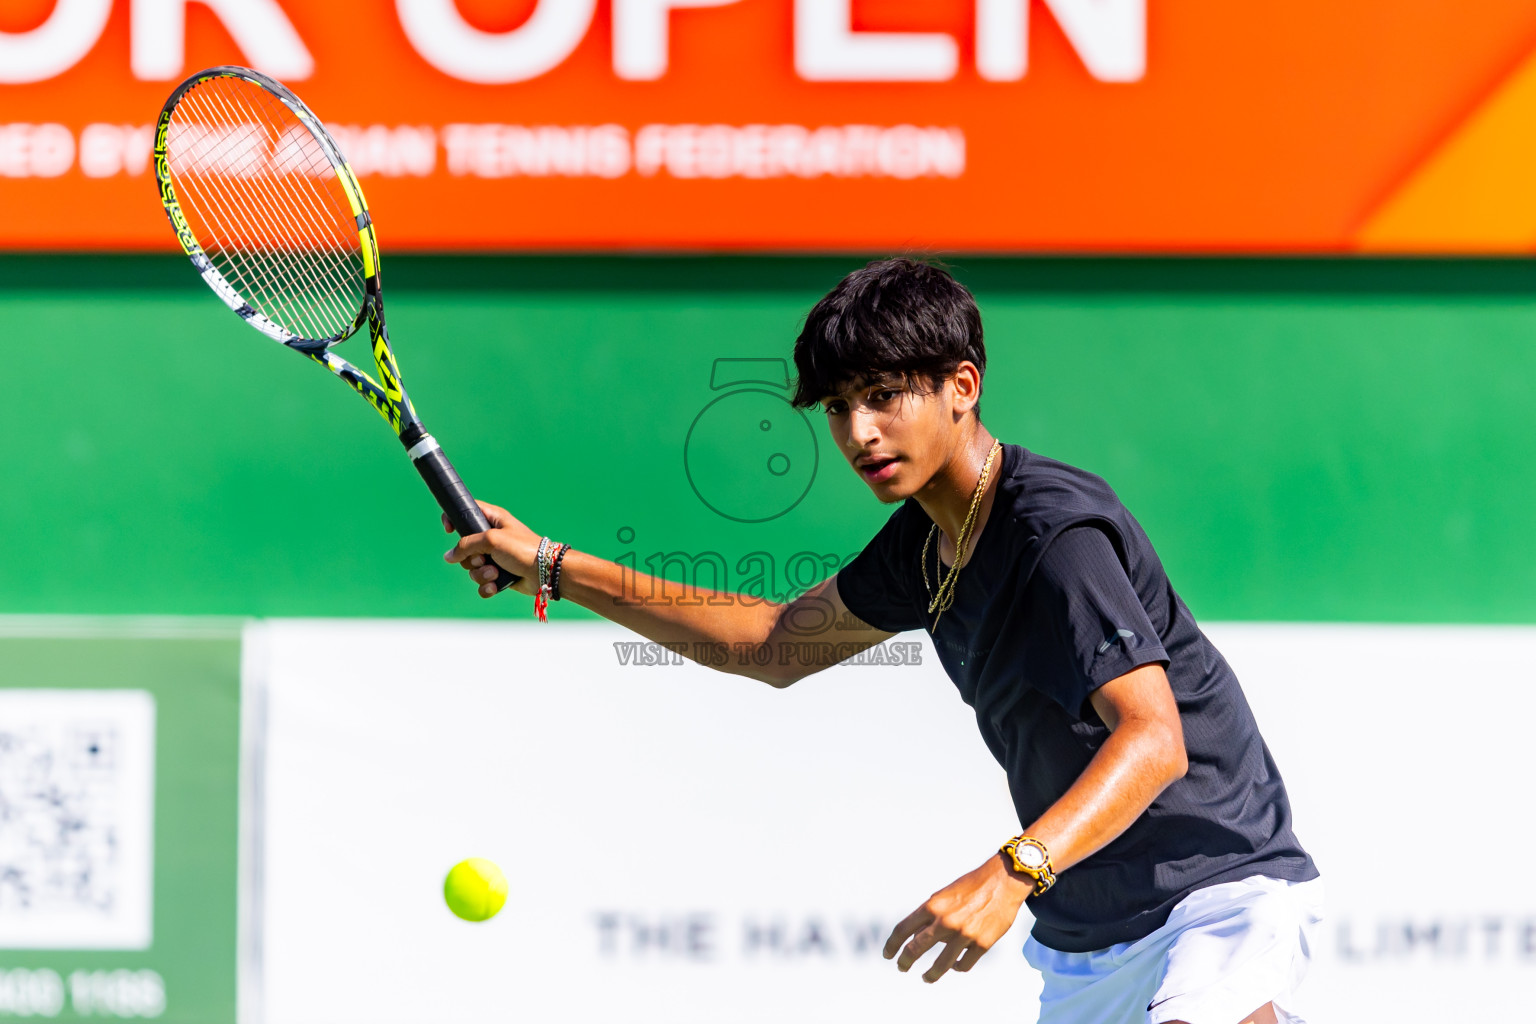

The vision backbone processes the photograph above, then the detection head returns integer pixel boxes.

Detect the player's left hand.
[883,853,1032,983]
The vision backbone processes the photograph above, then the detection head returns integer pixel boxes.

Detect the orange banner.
[3,0,1536,251]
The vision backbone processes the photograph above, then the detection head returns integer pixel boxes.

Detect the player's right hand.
[442,500,540,598]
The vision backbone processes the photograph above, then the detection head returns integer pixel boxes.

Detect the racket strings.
[172,120,346,339]
[173,134,344,341]
[176,85,360,340]
[166,77,367,343]
[215,85,363,315]
[168,119,304,325]
[170,106,356,344]
[190,88,358,338]
[175,85,361,338]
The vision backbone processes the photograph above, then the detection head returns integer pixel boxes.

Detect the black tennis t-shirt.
[836,444,1316,953]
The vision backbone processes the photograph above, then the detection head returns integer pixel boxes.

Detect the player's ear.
[951,361,982,416]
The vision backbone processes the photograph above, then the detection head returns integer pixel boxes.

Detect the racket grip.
[407,437,520,592]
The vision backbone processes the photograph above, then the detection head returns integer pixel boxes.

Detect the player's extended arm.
[883,662,1187,982]
[442,501,895,687]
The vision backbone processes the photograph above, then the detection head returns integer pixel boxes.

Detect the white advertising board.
[243,621,1536,1023]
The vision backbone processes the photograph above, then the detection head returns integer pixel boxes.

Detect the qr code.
[0,691,155,950]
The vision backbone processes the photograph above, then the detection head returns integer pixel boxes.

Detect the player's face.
[819,374,964,503]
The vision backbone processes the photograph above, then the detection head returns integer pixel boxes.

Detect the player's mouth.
[856,455,901,483]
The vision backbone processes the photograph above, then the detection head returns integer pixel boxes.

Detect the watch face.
[1016,843,1047,871]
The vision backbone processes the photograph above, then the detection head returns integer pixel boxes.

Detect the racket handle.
[406,435,520,592]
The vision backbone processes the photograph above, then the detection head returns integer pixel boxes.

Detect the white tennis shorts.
[1022,874,1324,1024]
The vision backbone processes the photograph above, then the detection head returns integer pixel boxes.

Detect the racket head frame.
[154,65,418,439]
[154,66,517,591]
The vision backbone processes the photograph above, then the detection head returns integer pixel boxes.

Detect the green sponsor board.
[0,256,1533,623]
[0,626,241,1022]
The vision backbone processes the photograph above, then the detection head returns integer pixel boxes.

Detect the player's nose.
[846,408,882,448]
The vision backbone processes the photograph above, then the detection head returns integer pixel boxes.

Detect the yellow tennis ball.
[443,858,508,922]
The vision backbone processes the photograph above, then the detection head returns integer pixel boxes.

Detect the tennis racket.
[153,65,517,593]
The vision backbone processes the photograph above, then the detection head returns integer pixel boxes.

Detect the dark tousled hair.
[790,257,986,412]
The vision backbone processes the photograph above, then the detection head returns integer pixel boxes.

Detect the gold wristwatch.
[1000,835,1057,897]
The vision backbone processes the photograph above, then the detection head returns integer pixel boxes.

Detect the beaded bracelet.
[549,543,571,601]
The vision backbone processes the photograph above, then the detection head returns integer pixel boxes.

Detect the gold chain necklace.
[921,440,1002,628]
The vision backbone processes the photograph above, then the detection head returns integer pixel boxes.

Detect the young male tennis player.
[446,259,1322,1024]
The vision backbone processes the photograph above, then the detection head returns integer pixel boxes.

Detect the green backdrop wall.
[2,256,1532,623]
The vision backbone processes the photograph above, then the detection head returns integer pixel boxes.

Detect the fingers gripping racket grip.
[407,440,520,591]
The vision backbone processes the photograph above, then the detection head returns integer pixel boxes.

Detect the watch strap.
[1000,834,1057,897]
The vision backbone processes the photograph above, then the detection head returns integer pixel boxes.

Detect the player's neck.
[913,425,1001,560]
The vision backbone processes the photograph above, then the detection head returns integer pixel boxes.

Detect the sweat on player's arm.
[442,504,895,686]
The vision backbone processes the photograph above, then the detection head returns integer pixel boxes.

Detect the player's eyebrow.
[822,375,904,403]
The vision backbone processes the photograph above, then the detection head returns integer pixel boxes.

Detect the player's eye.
[872,388,899,403]
[823,400,848,416]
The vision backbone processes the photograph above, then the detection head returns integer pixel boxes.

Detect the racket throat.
[399,423,435,458]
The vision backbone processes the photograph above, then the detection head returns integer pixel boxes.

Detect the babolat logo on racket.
[155,116,203,259]
[155,64,519,593]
